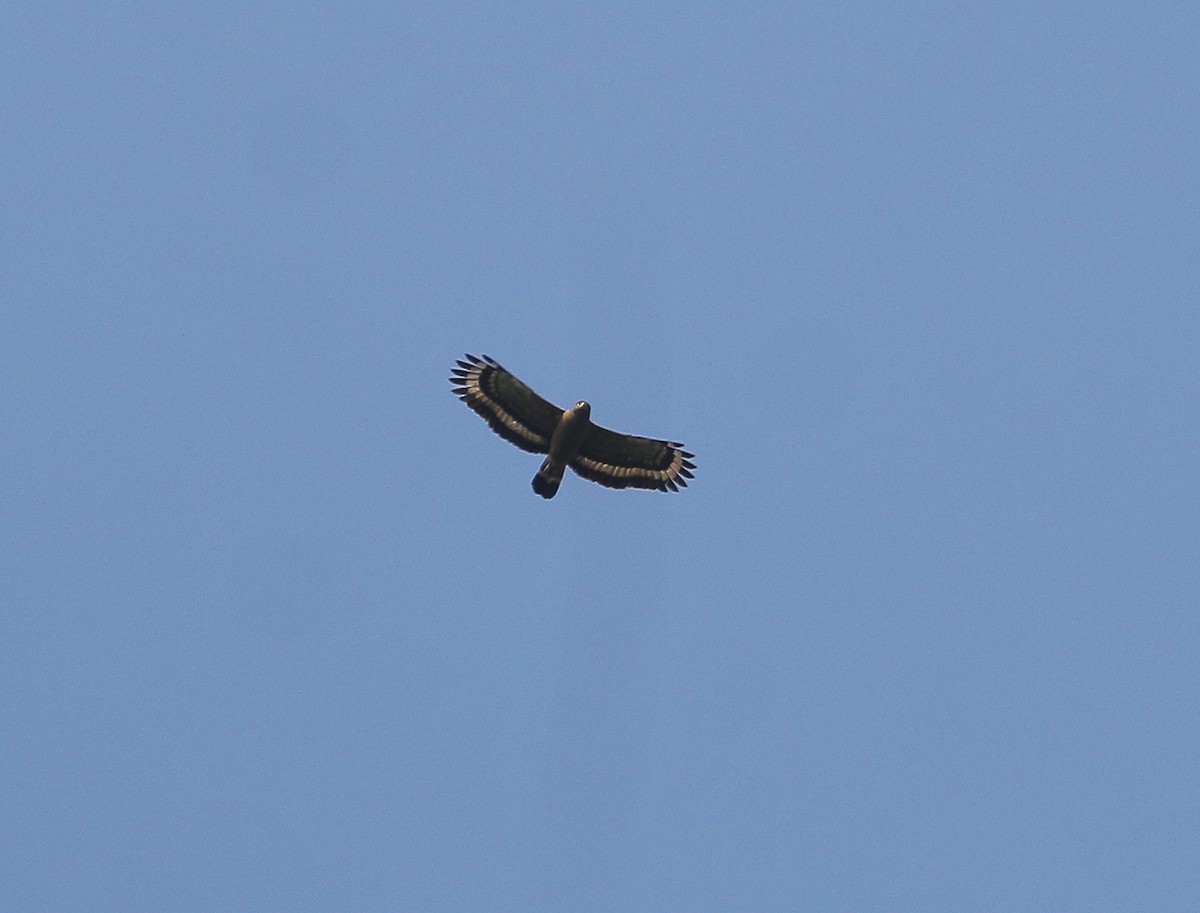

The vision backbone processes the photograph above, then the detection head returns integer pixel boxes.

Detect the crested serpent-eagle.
[449,354,695,499]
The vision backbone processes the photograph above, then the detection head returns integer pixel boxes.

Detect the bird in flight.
[449,354,695,499]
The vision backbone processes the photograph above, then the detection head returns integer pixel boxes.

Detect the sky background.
[3,3,1198,911]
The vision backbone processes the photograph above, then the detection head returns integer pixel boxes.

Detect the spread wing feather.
[449,354,562,454]
[571,423,696,492]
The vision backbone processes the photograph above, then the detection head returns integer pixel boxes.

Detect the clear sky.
[3,4,1197,911]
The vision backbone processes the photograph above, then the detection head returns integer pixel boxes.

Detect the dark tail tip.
[531,462,560,499]
[531,474,559,499]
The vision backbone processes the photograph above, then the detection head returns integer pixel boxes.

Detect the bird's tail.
[531,458,564,499]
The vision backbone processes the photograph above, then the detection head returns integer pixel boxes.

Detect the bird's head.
[574,401,591,417]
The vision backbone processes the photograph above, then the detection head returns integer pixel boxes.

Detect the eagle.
[449,354,695,499]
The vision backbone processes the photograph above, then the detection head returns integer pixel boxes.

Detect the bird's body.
[449,355,694,499]
[532,401,592,498]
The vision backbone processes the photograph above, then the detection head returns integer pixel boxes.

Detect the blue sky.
[3,4,1197,910]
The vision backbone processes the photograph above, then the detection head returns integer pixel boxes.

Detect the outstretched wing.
[449,354,563,454]
[571,422,696,492]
